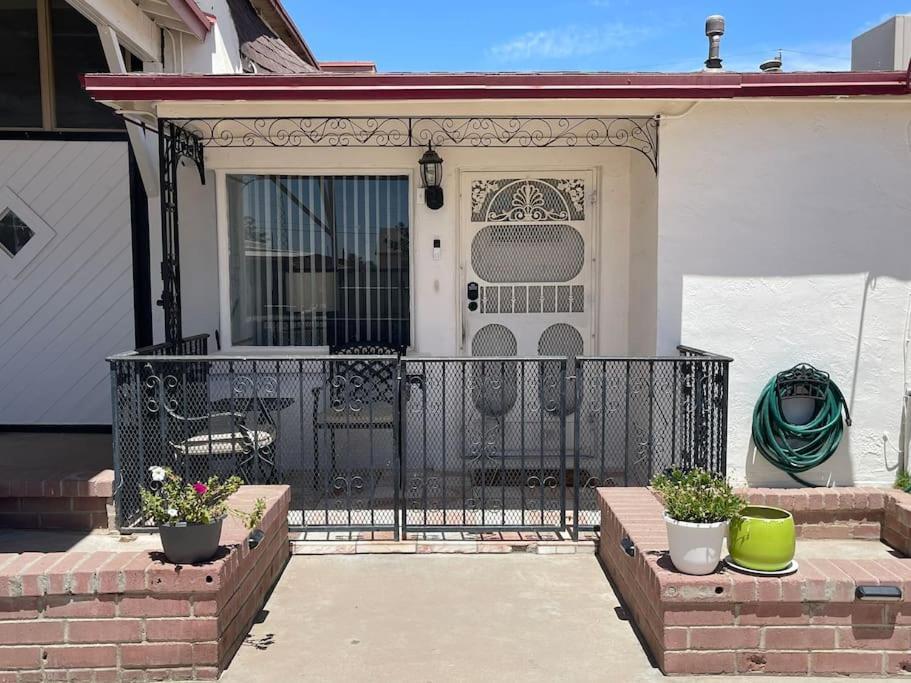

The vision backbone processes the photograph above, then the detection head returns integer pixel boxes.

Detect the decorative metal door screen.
[462,172,592,354]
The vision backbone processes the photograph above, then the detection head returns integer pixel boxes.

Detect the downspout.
[901,294,911,478]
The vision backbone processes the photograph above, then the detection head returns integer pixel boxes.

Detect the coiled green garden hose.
[751,364,851,487]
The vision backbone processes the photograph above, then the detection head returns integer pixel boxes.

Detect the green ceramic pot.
[728,505,796,572]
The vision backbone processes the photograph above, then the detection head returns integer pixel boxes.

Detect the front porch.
[107,111,731,537]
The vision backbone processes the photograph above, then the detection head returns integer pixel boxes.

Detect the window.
[0,1,42,128]
[0,208,35,256]
[50,0,119,129]
[226,174,411,348]
[0,186,56,277]
[0,0,127,131]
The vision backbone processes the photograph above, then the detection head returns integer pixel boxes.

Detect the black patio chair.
[311,343,404,491]
[166,394,279,485]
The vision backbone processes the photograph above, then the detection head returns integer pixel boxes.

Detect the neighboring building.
[0,0,316,426]
[852,14,911,70]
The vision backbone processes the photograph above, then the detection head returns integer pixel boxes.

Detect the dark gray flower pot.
[158,517,224,564]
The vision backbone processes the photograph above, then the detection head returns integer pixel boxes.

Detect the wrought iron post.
[157,120,205,344]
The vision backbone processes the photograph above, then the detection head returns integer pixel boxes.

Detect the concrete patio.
[221,554,885,683]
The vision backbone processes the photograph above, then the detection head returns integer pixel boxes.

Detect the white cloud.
[489,23,654,62]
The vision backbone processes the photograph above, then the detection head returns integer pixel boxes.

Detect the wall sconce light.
[418,144,444,210]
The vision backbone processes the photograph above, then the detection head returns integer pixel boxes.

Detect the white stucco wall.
[657,100,911,487]
[178,165,222,344]
[628,151,659,356]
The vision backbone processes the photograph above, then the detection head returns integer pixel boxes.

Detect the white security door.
[461,172,593,360]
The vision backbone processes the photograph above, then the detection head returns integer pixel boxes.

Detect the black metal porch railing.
[135,333,210,357]
[109,346,731,539]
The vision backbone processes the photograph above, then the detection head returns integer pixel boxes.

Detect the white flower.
[167,508,178,518]
[149,466,166,482]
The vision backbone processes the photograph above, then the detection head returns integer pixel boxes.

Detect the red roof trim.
[165,0,213,42]
[82,70,911,102]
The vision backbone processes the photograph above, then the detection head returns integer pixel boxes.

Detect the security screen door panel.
[463,172,592,360]
[461,171,592,466]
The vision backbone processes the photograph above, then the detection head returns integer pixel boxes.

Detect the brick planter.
[598,487,911,676]
[0,485,290,681]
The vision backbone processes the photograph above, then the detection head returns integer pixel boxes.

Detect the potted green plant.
[141,467,265,565]
[651,468,746,575]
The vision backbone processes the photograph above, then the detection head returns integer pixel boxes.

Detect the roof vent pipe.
[760,52,783,72]
[704,15,725,70]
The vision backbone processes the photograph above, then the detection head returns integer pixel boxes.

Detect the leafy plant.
[896,469,911,492]
[232,497,267,531]
[141,467,265,529]
[651,468,746,524]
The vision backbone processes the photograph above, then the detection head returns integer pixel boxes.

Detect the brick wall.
[741,487,887,541]
[884,491,911,556]
[0,485,290,681]
[598,487,911,676]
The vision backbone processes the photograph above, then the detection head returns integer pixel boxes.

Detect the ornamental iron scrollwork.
[158,121,206,344]
[165,116,659,172]
[471,178,585,222]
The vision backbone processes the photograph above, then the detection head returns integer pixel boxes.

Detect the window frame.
[0,186,56,279]
[0,0,126,134]
[215,167,417,354]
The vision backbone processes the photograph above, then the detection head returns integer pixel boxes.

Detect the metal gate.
[400,357,570,536]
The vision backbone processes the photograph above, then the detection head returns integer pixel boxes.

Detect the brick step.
[0,470,114,531]
[0,432,115,531]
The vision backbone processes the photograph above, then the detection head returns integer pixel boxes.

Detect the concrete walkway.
[221,554,882,683]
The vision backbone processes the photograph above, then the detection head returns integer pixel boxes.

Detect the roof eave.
[81,71,911,102]
[165,0,213,41]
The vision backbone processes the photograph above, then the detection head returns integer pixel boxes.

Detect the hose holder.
[775,363,852,426]
[752,362,852,487]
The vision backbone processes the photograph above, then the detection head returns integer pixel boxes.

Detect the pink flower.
[193,482,208,495]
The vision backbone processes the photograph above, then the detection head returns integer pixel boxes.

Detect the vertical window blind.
[227,174,411,349]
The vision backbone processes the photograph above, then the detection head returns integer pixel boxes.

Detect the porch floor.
[220,555,880,683]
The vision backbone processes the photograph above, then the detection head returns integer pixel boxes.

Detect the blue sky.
[285,1,908,72]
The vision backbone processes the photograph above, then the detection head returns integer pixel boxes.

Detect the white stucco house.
[4,2,911,534]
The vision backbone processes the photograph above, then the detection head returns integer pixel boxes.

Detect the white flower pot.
[664,514,728,575]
